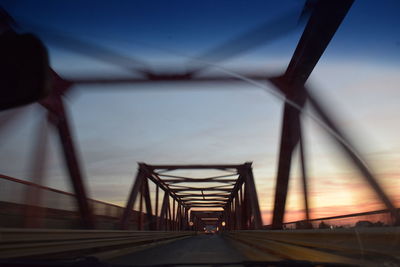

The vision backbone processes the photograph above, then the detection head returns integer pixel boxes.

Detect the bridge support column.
[234,192,241,229]
[159,191,170,230]
[242,163,262,229]
[270,0,354,229]
[142,178,154,230]
[271,103,302,229]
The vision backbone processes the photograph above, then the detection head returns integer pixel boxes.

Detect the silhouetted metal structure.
[190,211,224,230]
[0,0,399,232]
[120,163,262,230]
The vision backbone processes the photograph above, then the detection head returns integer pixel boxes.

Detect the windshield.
[0,0,399,266]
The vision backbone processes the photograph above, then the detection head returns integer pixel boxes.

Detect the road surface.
[109,234,245,265]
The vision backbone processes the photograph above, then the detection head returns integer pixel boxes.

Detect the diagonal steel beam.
[142,178,154,230]
[120,168,145,229]
[45,94,95,229]
[307,92,399,224]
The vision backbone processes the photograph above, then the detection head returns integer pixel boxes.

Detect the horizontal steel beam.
[178,194,231,198]
[163,179,237,184]
[185,202,226,205]
[181,198,229,201]
[190,206,225,208]
[70,75,269,86]
[172,188,233,192]
[147,164,245,170]
[157,173,238,180]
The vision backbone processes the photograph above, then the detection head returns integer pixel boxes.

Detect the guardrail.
[224,228,400,266]
[0,174,146,229]
[0,228,195,260]
[276,208,400,230]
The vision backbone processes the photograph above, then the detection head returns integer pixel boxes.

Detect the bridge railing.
[270,208,399,230]
[0,174,149,229]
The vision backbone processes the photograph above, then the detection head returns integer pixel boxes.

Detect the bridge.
[0,0,399,266]
[1,173,399,265]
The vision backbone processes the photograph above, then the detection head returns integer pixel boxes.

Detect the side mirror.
[0,32,52,111]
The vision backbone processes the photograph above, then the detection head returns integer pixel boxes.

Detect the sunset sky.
[0,0,399,224]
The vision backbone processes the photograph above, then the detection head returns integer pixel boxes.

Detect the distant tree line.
[291,220,388,229]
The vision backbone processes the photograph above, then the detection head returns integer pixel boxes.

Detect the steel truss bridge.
[119,163,262,231]
[0,0,399,265]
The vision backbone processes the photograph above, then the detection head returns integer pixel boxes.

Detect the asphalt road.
[108,234,246,265]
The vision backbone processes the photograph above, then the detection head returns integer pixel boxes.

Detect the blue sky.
[2,0,398,62]
[0,0,399,223]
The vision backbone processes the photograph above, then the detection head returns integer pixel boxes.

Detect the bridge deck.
[109,234,245,265]
[1,228,399,266]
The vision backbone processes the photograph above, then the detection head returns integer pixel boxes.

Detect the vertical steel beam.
[172,199,176,230]
[229,202,234,230]
[225,205,231,230]
[142,178,154,230]
[231,199,236,230]
[238,187,242,204]
[138,184,144,230]
[177,203,181,230]
[159,191,169,230]
[241,184,248,229]
[155,185,159,229]
[242,163,262,229]
[167,198,172,230]
[180,205,184,230]
[184,207,189,230]
[299,126,310,221]
[271,105,301,229]
[270,0,354,229]
[177,204,182,230]
[182,206,185,229]
[176,204,180,230]
[240,185,246,228]
[234,193,241,229]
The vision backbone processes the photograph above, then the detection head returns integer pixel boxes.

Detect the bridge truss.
[1,0,399,232]
[120,163,262,231]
